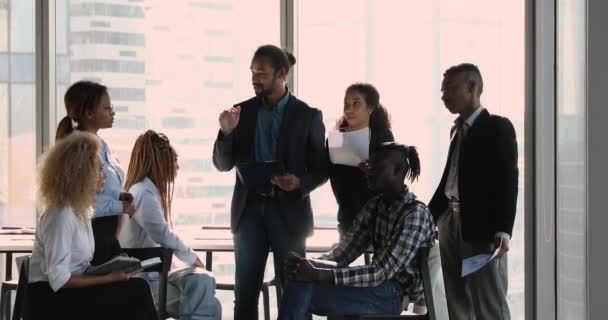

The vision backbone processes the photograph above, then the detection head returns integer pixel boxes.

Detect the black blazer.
[429,109,518,243]
[212,94,328,237]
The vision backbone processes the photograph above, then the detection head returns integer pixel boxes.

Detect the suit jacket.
[212,94,328,237]
[429,109,519,243]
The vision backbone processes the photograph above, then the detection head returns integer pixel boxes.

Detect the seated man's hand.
[284,252,336,284]
[284,252,305,278]
[289,260,318,282]
[284,251,318,282]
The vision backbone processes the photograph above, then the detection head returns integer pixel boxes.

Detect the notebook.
[84,255,162,275]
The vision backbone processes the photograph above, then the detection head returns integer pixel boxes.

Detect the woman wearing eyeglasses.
[55,81,135,265]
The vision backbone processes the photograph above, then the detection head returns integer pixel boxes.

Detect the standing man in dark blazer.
[212,44,327,320]
[429,63,518,320]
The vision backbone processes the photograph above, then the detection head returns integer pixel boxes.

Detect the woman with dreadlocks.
[118,130,221,320]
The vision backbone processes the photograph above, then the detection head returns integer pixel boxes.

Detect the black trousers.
[24,278,158,320]
[91,215,123,265]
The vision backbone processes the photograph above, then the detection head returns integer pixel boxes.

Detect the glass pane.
[557,0,586,318]
[55,0,280,317]
[56,0,279,225]
[298,0,525,318]
[0,0,37,227]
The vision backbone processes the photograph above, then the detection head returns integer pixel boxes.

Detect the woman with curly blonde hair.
[26,132,158,320]
[119,130,221,320]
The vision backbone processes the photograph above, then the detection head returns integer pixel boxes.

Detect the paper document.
[308,258,338,267]
[328,128,370,167]
[461,248,500,277]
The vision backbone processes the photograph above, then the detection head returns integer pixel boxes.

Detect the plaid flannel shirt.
[319,188,435,300]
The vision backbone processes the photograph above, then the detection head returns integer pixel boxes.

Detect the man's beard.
[255,75,278,98]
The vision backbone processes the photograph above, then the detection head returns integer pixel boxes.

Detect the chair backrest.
[122,247,173,320]
[332,246,437,320]
[417,247,436,320]
[12,255,30,320]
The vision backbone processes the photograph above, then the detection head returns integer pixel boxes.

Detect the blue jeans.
[234,197,306,320]
[146,267,221,320]
[278,262,403,320]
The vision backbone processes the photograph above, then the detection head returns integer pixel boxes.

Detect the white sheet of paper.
[461,248,500,277]
[328,128,370,167]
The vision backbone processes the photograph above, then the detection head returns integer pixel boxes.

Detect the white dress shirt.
[118,177,197,266]
[29,207,95,291]
[444,106,485,200]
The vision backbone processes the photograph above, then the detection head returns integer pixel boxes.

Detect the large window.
[0,0,528,318]
[297,1,525,318]
[0,0,37,227]
[54,0,280,317]
[55,0,280,228]
[557,0,586,318]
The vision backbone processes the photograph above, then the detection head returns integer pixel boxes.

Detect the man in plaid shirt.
[278,143,436,319]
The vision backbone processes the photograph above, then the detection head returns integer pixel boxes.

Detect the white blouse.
[118,177,197,266]
[29,207,95,291]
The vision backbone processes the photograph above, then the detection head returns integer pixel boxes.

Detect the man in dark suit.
[429,63,518,320]
[212,44,327,320]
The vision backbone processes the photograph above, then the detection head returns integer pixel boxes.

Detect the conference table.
[0,226,342,280]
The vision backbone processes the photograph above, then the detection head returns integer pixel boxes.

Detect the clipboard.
[235,161,285,188]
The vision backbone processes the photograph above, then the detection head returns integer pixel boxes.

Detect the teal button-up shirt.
[255,89,290,161]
